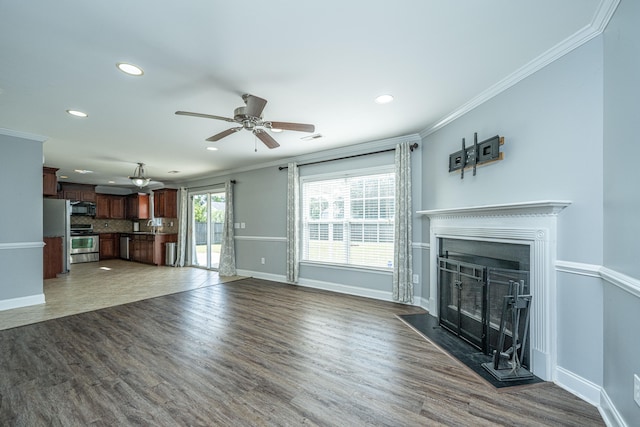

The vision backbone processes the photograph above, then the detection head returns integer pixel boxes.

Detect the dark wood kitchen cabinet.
[43,236,63,279]
[129,233,177,265]
[58,183,96,202]
[153,188,177,218]
[99,233,119,260]
[43,167,58,197]
[95,194,126,219]
[127,193,150,220]
[130,234,154,264]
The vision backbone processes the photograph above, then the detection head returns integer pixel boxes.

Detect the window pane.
[350,179,363,199]
[364,224,378,242]
[333,224,343,241]
[333,199,344,219]
[380,224,394,242]
[364,179,378,198]
[380,198,394,219]
[309,223,319,240]
[364,199,379,219]
[351,200,363,219]
[380,177,394,197]
[319,224,329,241]
[350,223,363,242]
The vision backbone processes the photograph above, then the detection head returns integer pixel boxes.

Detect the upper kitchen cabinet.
[95,194,126,219]
[127,193,150,220]
[42,167,58,197]
[58,183,96,202]
[153,188,177,218]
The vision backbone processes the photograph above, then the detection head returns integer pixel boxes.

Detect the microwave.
[71,201,96,216]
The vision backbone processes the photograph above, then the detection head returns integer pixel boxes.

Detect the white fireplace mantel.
[416,200,571,218]
[417,200,571,381]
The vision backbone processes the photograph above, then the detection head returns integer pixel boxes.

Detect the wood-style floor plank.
[0,277,603,426]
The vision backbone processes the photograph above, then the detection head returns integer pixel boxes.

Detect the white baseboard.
[235,270,286,284]
[234,269,426,305]
[599,388,627,427]
[555,366,602,406]
[0,293,45,312]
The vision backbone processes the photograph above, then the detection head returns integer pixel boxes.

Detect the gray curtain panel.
[286,162,300,283]
[175,188,189,267]
[393,142,413,303]
[218,180,237,276]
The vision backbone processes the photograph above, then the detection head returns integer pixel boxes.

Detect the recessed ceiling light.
[270,128,283,133]
[374,94,394,104]
[108,180,116,184]
[74,169,93,174]
[66,109,88,117]
[116,62,144,76]
[206,147,219,151]
[59,175,68,179]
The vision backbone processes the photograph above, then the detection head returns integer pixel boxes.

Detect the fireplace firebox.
[438,238,531,368]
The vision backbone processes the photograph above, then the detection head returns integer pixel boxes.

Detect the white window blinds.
[302,171,395,269]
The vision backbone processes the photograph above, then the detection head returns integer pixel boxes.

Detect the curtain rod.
[186,179,236,191]
[278,143,418,170]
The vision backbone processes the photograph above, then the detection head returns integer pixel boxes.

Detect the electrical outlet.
[261,257,265,265]
[412,274,419,284]
[634,374,640,407]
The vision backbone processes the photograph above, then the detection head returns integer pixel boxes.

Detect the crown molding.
[420,0,620,138]
[0,127,48,142]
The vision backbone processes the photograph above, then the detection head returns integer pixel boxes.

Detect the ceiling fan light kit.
[129,162,151,188]
[176,94,316,149]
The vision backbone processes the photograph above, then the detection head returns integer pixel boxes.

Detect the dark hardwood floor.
[0,278,603,426]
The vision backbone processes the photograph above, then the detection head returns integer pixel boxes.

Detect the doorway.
[191,190,225,270]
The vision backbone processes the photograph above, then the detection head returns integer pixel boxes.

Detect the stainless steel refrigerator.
[43,198,71,273]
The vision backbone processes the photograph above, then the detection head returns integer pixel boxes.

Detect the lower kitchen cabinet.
[99,233,120,260]
[43,236,63,279]
[128,233,177,265]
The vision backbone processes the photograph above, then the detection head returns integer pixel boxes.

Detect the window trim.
[300,165,395,270]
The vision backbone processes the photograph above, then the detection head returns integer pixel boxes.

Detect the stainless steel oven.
[70,234,99,264]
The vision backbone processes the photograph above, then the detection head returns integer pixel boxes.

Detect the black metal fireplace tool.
[482,280,534,381]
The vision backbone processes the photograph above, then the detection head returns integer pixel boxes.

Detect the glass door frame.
[190,188,225,270]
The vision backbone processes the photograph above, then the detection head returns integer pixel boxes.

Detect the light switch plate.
[634,374,640,407]
[412,274,419,284]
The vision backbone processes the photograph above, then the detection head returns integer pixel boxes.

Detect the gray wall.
[421,39,605,388]
[183,135,424,302]
[0,131,45,305]
[603,0,640,423]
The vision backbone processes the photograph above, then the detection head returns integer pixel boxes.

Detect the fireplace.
[418,201,571,381]
[438,238,531,368]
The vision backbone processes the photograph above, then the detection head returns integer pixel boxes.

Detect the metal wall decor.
[449,133,504,179]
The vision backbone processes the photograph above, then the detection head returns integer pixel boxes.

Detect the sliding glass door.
[191,190,225,269]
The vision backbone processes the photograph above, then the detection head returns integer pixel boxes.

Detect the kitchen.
[42,168,179,279]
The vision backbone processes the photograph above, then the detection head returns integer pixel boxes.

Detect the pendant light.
[129,162,150,188]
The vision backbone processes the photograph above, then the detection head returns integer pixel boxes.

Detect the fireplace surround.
[418,201,571,381]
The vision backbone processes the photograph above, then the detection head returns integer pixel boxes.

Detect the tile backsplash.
[71,216,179,234]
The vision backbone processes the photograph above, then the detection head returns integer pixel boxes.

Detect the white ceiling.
[0,0,610,188]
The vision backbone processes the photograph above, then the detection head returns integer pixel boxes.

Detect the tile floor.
[0,259,244,331]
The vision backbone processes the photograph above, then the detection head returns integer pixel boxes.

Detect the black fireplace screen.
[438,239,531,367]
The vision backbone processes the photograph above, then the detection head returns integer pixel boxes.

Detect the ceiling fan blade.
[206,127,243,141]
[175,111,236,123]
[268,121,315,133]
[243,94,267,118]
[254,129,280,149]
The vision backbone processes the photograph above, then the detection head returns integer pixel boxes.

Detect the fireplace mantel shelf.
[417,200,571,218]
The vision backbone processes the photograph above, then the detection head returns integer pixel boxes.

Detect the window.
[302,170,395,269]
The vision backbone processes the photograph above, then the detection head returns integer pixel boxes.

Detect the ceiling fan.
[175,94,315,149]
